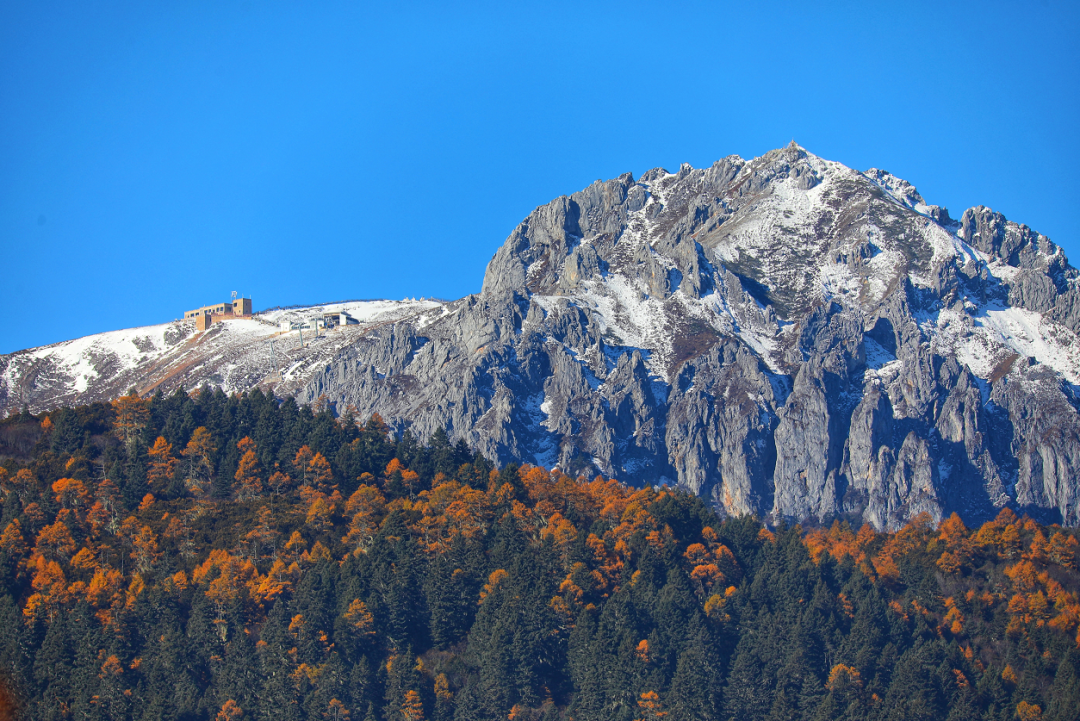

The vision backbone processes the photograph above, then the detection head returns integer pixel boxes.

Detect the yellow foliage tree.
[267,469,293,499]
[324,699,350,721]
[309,452,333,491]
[0,520,26,558]
[130,525,161,574]
[343,598,376,641]
[216,699,243,721]
[634,691,666,721]
[294,446,315,485]
[479,569,508,604]
[1016,701,1041,721]
[34,520,77,563]
[343,485,386,554]
[400,690,424,721]
[52,478,89,512]
[234,443,263,501]
[147,436,178,488]
[826,664,863,692]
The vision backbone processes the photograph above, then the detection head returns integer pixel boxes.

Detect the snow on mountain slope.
[5,142,1080,530]
[0,299,443,414]
[293,142,1080,528]
[527,146,1079,389]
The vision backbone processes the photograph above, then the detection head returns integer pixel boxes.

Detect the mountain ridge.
[294,143,1080,529]
[4,143,1079,529]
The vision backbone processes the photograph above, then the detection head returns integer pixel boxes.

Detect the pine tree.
[1045,651,1080,721]
[667,624,718,721]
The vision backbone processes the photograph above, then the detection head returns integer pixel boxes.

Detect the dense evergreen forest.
[0,387,1078,721]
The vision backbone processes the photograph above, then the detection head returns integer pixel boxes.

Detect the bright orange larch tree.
[233,438,263,501]
[147,437,178,489]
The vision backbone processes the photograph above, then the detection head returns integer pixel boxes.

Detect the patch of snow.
[920,303,1080,386]
[976,305,1080,384]
[532,434,559,469]
[863,337,897,370]
[819,261,861,300]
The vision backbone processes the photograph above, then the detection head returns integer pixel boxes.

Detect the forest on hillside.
[0,387,1078,721]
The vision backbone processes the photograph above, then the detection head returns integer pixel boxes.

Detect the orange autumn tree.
[147,436,178,489]
[266,468,293,499]
[635,691,667,721]
[23,555,69,622]
[52,478,89,513]
[130,525,161,574]
[87,478,123,536]
[243,506,279,562]
[193,549,258,642]
[400,690,424,721]
[343,485,386,555]
[7,468,36,506]
[34,519,77,563]
[216,700,243,721]
[308,452,333,492]
[324,699,350,721]
[305,496,333,536]
[340,598,376,647]
[1047,531,1078,569]
[804,521,868,567]
[935,512,973,574]
[234,437,263,500]
[0,520,27,560]
[294,446,315,486]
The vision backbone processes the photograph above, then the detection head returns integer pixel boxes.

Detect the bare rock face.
[293,143,1080,529]
[6,143,1077,529]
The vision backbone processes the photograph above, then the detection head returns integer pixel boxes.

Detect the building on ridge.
[185,297,253,331]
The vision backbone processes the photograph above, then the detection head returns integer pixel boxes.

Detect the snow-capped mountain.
[5,143,1079,529]
[295,143,1080,529]
[0,299,443,413]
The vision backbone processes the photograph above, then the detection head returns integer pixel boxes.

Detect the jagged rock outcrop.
[293,143,1080,529]
[6,144,1078,529]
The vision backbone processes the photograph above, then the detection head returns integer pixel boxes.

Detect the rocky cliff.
[295,143,1080,529]
[4,144,1078,529]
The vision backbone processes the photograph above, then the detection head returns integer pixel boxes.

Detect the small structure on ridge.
[185,296,253,331]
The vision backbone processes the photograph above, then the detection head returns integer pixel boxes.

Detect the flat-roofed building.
[185,297,253,329]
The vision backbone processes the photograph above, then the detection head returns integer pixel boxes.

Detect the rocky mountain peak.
[6,145,1080,530]
[306,144,1080,529]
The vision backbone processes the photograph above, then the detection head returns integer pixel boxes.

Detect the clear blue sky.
[2,1,1078,354]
